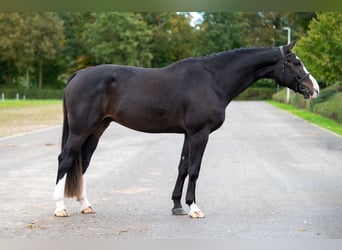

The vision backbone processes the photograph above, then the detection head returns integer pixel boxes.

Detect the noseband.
[279,46,310,91]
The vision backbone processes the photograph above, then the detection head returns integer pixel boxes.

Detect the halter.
[279,46,310,90]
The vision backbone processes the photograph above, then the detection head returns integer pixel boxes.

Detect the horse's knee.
[178,167,188,178]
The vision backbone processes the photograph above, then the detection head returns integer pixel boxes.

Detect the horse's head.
[274,41,319,99]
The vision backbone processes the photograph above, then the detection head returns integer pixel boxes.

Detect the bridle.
[279,46,310,91]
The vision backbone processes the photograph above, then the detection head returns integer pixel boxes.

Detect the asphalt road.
[0,101,341,239]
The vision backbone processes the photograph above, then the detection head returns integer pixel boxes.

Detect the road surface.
[0,101,341,239]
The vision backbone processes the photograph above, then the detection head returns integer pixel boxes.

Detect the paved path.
[0,101,341,239]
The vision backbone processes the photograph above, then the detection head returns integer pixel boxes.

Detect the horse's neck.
[204,48,279,105]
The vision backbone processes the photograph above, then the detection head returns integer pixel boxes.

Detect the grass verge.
[267,100,342,136]
[0,100,63,138]
[0,99,61,108]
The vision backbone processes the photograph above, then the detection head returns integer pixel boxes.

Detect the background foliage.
[0,12,64,89]
[0,12,339,95]
[295,12,342,85]
[82,13,152,66]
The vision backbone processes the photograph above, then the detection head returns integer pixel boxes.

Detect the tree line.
[0,12,340,90]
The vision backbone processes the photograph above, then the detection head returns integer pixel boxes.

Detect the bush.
[312,93,342,122]
[291,92,310,109]
[272,87,296,103]
[311,82,342,106]
[235,87,276,100]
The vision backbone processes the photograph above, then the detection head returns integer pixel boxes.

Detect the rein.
[279,46,310,89]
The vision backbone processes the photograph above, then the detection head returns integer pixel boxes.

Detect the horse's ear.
[285,40,297,53]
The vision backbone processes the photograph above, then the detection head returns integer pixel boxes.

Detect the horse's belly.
[112,108,184,134]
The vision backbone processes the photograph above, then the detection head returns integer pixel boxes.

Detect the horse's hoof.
[81,206,95,214]
[189,211,205,219]
[188,203,205,218]
[54,209,70,217]
[172,207,187,215]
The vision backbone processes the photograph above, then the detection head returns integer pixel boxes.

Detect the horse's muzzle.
[301,75,320,99]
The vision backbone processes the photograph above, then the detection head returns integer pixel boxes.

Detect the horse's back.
[64,64,188,133]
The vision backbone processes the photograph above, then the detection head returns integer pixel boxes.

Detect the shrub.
[312,91,342,123]
[235,87,276,100]
[311,82,342,107]
[272,87,295,103]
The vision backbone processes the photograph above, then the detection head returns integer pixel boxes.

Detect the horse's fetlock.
[186,199,194,206]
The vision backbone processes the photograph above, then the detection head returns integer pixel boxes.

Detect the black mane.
[169,46,277,67]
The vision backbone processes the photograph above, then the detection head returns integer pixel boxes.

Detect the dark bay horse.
[53,41,319,218]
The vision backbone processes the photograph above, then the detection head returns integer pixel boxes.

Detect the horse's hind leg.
[54,133,87,217]
[77,173,94,214]
[77,121,110,214]
[54,173,68,217]
[171,135,190,215]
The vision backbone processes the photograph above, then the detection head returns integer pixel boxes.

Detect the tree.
[0,13,33,87]
[142,12,197,67]
[286,12,316,37]
[197,12,243,55]
[0,12,64,89]
[240,12,290,47]
[0,13,20,86]
[57,12,94,74]
[295,12,342,85]
[82,12,152,66]
[31,13,65,89]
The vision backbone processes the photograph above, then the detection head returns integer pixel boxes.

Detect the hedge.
[0,88,64,100]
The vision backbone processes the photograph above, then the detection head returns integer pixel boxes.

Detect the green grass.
[0,99,61,108]
[267,100,342,136]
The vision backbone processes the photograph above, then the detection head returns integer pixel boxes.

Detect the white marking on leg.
[190,202,201,213]
[77,174,95,213]
[53,176,68,216]
[189,202,205,218]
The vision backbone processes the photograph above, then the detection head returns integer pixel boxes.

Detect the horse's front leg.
[185,129,209,218]
[171,135,190,215]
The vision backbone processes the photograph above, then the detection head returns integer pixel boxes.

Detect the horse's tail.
[61,93,69,150]
[62,72,83,198]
